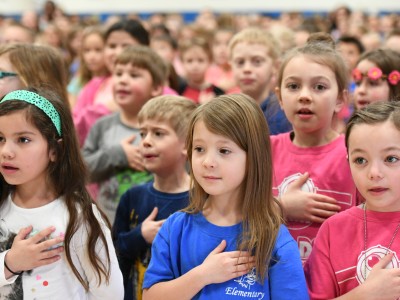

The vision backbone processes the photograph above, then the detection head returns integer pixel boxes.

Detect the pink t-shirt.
[73,76,112,147]
[271,133,358,263]
[304,206,400,299]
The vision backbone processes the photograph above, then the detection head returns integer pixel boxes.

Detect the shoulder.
[321,206,359,228]
[94,112,120,126]
[119,182,152,204]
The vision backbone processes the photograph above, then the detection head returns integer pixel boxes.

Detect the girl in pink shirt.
[271,33,358,263]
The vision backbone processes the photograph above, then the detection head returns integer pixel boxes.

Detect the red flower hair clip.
[352,67,400,85]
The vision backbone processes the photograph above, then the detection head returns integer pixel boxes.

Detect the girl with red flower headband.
[352,48,400,110]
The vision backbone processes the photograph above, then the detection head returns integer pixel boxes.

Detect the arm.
[82,122,129,183]
[73,205,124,300]
[269,226,309,300]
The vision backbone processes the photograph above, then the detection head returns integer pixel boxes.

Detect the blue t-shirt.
[143,212,309,300]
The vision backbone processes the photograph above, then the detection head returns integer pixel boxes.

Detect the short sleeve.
[269,225,310,300]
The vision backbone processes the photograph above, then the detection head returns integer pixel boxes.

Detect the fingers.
[15,225,33,241]
[38,236,65,252]
[375,253,394,270]
[145,207,158,221]
[30,226,56,244]
[288,172,309,190]
[210,240,227,255]
[312,194,339,206]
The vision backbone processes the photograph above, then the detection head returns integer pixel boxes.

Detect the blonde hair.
[138,95,197,140]
[185,93,282,281]
[115,45,167,88]
[0,43,68,103]
[228,27,281,61]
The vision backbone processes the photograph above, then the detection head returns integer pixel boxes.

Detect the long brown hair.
[0,44,69,105]
[0,87,111,290]
[185,94,282,281]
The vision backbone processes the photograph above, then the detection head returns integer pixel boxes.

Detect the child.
[178,37,225,104]
[305,101,400,299]
[229,27,292,135]
[0,43,68,103]
[0,88,123,298]
[113,95,196,300]
[352,48,400,111]
[68,26,108,108]
[272,34,358,263]
[1,22,36,44]
[205,27,239,93]
[142,94,308,299]
[82,45,166,224]
[73,19,150,146]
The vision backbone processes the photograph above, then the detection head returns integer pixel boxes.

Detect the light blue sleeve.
[269,225,310,300]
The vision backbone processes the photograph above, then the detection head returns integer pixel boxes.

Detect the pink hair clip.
[367,67,383,80]
[388,70,400,85]
[352,67,400,86]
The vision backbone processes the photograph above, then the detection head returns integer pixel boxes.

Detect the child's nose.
[202,153,216,168]
[0,142,14,159]
[368,162,383,180]
[298,88,312,102]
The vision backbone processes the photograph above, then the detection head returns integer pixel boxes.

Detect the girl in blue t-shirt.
[143,94,308,300]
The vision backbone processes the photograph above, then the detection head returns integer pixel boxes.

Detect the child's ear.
[49,139,62,162]
[181,148,187,157]
[151,84,163,97]
[335,89,348,113]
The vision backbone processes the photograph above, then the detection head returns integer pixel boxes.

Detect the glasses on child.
[0,71,18,79]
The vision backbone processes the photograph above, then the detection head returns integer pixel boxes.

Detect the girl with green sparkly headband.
[0,88,123,299]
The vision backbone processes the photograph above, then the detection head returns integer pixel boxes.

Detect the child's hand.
[359,253,400,300]
[5,226,64,274]
[141,207,165,243]
[280,172,340,223]
[199,240,255,285]
[121,135,145,171]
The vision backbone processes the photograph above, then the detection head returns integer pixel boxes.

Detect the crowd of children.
[0,2,400,299]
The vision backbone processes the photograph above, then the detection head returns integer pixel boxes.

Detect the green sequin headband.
[1,90,62,136]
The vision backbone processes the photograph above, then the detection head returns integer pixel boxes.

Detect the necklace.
[363,203,400,280]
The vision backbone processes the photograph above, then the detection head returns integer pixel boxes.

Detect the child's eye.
[385,155,399,163]
[368,79,381,87]
[251,58,264,67]
[286,83,299,90]
[233,59,244,68]
[314,84,327,91]
[139,132,146,138]
[155,131,164,137]
[18,137,30,143]
[353,157,367,165]
[219,148,231,155]
[0,137,4,143]
[193,146,204,153]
